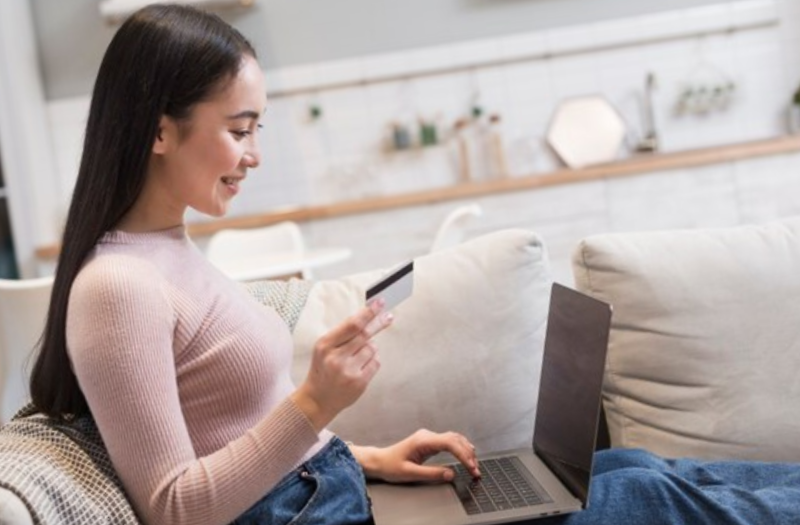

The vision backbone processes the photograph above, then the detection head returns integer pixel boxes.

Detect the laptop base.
[368,447,583,525]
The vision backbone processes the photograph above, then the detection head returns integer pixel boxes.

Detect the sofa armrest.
[292,229,554,455]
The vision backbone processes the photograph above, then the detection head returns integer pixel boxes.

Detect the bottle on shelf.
[484,113,509,179]
[453,113,502,183]
[452,119,472,184]
[390,121,413,151]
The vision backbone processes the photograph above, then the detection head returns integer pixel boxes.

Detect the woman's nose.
[242,144,260,168]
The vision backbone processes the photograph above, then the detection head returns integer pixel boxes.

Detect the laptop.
[368,282,612,525]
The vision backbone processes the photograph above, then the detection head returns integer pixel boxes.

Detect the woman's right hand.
[291,299,394,432]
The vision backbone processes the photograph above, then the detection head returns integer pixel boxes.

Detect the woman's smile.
[221,174,245,197]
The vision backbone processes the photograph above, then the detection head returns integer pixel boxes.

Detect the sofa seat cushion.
[292,229,553,455]
[572,217,800,462]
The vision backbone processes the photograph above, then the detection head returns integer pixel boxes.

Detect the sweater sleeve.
[66,256,321,525]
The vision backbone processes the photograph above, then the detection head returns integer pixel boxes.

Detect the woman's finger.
[360,350,381,380]
[436,432,481,478]
[363,310,393,338]
[348,341,379,373]
[337,312,393,356]
[317,300,384,349]
[400,462,456,482]
[341,314,393,358]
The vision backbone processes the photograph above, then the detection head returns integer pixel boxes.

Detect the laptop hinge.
[535,449,590,507]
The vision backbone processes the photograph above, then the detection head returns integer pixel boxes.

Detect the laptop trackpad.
[369,482,462,525]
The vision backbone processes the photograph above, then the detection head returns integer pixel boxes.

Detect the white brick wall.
[302,148,800,285]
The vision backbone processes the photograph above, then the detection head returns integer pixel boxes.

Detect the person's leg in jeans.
[232,437,373,525]
[539,448,800,525]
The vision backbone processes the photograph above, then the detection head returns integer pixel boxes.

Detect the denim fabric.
[231,437,373,525]
[537,448,800,525]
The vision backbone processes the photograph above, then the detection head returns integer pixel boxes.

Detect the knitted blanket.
[0,279,313,525]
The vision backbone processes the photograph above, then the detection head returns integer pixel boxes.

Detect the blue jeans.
[231,437,373,525]
[537,448,800,525]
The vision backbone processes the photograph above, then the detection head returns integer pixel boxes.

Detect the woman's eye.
[232,125,262,139]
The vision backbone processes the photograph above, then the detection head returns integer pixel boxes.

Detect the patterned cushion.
[245,278,313,331]
[0,279,312,525]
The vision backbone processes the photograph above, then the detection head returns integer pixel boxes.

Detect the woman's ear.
[152,115,176,155]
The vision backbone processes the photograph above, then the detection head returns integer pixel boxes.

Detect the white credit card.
[365,260,414,312]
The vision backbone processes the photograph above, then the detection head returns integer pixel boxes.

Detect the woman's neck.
[115,169,186,233]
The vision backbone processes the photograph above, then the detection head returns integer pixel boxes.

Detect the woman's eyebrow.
[226,110,262,120]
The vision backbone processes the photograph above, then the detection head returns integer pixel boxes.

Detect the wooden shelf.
[34,135,800,260]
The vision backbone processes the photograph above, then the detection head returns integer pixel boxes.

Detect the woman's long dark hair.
[30,4,256,420]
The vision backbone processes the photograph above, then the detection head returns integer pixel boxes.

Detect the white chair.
[206,221,313,280]
[0,276,53,424]
[429,203,484,253]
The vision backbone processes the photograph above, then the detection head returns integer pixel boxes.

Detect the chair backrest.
[205,221,312,279]
[430,203,484,253]
[0,276,54,423]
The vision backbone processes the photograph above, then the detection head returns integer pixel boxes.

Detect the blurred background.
[1,0,799,283]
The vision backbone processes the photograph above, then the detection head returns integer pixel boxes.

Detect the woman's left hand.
[350,429,481,483]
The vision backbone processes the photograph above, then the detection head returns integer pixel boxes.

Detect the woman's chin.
[194,204,230,219]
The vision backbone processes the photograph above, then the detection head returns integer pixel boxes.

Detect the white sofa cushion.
[572,217,800,462]
[0,487,33,525]
[292,229,553,455]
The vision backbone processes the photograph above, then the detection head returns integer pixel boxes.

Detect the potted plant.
[790,85,800,134]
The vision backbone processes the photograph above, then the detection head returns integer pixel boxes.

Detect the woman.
[28,5,479,525]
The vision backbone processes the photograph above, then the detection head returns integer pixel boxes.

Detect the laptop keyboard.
[451,457,553,515]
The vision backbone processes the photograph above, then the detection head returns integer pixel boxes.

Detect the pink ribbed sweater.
[65,227,332,525]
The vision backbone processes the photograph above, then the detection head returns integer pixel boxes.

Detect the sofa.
[2,217,800,523]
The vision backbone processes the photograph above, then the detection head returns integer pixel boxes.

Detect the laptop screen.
[532,283,611,504]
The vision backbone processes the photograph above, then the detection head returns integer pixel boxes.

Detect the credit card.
[366,260,414,312]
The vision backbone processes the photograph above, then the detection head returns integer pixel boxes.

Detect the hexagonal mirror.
[546,95,627,169]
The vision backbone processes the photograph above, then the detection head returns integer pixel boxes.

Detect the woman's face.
[151,55,267,219]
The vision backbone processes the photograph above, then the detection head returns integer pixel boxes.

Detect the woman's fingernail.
[443,469,454,481]
[383,312,394,323]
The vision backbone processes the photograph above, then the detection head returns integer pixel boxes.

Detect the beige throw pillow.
[572,217,800,461]
[292,229,553,454]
